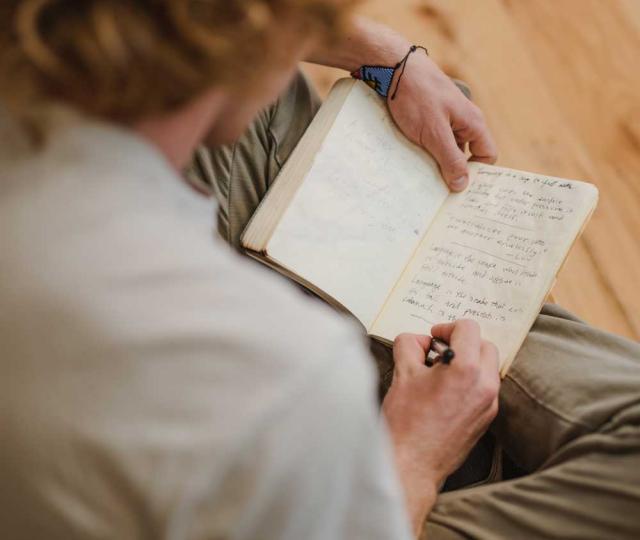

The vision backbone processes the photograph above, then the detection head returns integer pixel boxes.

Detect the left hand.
[387,50,498,191]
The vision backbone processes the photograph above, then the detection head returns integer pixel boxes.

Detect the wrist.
[393,445,440,536]
[401,470,438,536]
[351,18,412,70]
[307,16,411,72]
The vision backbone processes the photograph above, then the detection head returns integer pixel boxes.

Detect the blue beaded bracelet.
[351,45,429,99]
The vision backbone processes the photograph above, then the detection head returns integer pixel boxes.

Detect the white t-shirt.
[0,108,413,540]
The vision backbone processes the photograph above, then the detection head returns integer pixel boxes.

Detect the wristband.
[351,45,429,100]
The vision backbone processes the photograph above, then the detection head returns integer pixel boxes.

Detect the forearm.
[306,15,412,72]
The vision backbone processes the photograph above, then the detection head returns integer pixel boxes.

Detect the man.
[0,3,638,540]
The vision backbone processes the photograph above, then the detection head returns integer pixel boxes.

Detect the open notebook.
[242,79,598,375]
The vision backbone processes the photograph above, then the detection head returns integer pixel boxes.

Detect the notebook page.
[267,81,449,329]
[371,163,598,372]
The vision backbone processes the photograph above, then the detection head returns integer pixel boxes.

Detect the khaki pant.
[187,73,640,539]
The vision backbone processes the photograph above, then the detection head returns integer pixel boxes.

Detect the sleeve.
[186,338,414,540]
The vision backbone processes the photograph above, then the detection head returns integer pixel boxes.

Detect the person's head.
[0,0,355,166]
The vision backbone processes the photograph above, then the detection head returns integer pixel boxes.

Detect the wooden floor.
[305,0,640,341]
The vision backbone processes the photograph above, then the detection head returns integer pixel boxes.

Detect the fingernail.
[450,175,467,190]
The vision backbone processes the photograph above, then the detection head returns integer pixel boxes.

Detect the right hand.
[382,320,500,534]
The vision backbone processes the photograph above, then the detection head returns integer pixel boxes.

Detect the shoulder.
[0,119,376,431]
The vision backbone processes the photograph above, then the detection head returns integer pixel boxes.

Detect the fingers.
[452,104,498,166]
[480,340,500,374]
[424,111,498,192]
[467,125,498,165]
[393,320,501,412]
[422,120,470,192]
[479,340,501,405]
[393,333,432,372]
[431,319,481,364]
[429,321,456,342]
[433,323,501,423]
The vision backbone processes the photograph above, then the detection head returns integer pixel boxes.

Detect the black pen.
[425,337,455,367]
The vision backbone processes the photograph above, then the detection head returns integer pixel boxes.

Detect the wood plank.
[500,0,640,336]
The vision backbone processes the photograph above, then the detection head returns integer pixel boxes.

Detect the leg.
[423,304,640,539]
[186,71,321,248]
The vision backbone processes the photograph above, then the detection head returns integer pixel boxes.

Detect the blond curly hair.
[0,0,354,122]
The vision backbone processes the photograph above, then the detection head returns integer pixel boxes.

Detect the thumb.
[423,123,469,192]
